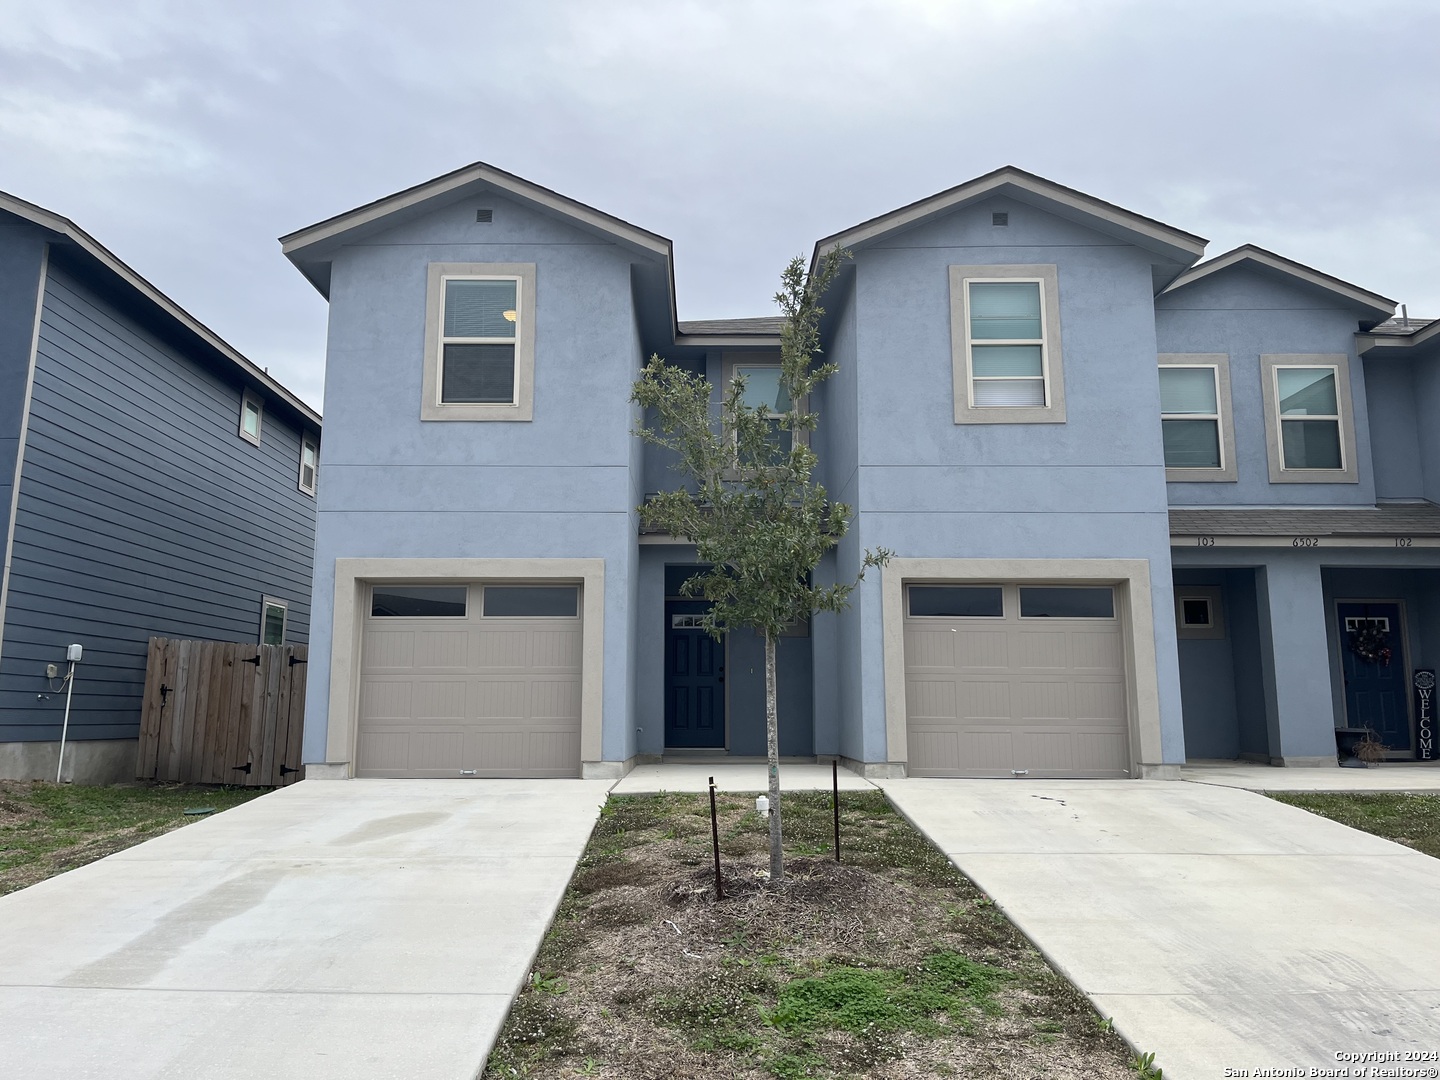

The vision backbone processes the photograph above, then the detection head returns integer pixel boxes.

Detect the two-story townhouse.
[0,191,322,783]
[287,161,1434,782]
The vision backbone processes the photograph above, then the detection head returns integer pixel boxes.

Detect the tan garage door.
[904,583,1130,778]
[357,583,582,778]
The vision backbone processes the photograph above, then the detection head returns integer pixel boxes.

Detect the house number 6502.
[1292,536,1319,547]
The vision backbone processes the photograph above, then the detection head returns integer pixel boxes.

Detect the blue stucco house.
[283,162,1438,781]
[0,192,322,783]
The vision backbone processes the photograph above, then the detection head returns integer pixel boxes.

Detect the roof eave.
[1162,245,1396,325]
[0,190,321,428]
[810,166,1208,276]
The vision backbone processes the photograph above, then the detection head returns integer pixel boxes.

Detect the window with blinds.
[1159,366,1222,469]
[966,280,1047,407]
[1276,366,1343,470]
[439,277,520,404]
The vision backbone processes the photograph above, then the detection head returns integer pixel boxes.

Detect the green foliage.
[768,951,1010,1038]
[1133,1049,1164,1078]
[630,247,890,641]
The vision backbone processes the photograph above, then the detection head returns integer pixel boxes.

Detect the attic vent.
[475,208,493,223]
[992,212,1008,227]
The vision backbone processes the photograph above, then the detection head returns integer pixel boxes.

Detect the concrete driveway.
[0,778,610,1080]
[880,778,1440,1080]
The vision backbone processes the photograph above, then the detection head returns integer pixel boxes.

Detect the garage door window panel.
[1019,587,1115,619]
[908,585,1004,618]
[371,586,468,618]
[483,586,580,618]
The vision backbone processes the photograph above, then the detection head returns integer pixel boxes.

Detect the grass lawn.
[484,789,1141,1079]
[1268,791,1440,858]
[0,779,268,895]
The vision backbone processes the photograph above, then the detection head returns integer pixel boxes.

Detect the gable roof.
[0,189,320,428]
[280,160,674,298]
[811,166,1209,290]
[1160,244,1396,327]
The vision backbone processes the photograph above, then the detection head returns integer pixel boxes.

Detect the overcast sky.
[2,0,1436,410]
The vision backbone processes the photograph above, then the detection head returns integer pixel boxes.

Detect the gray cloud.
[2,0,1436,410]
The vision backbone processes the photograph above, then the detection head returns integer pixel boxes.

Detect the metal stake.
[708,775,724,900]
[832,759,841,863]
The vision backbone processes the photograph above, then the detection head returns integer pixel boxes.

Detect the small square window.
[298,433,319,496]
[1175,587,1224,639]
[260,597,287,645]
[239,390,263,446]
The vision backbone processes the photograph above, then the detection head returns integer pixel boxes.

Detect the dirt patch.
[484,790,1138,1079]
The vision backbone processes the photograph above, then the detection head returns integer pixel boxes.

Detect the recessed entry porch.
[655,563,814,760]
[1172,562,1440,766]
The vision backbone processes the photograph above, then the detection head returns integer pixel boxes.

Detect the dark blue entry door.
[665,601,725,748]
[1337,601,1412,754]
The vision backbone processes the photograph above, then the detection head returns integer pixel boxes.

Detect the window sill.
[1165,467,1236,483]
[953,404,1066,425]
[420,401,533,422]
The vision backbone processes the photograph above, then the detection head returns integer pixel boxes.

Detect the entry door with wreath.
[1336,600,1413,756]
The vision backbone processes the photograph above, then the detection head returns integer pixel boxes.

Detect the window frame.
[1174,586,1225,640]
[259,596,288,645]
[368,584,470,619]
[949,264,1065,425]
[421,262,537,422]
[298,431,319,497]
[1259,353,1359,484]
[1158,354,1236,483]
[239,389,263,446]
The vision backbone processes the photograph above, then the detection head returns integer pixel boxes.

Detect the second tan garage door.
[356,583,582,778]
[904,583,1131,778]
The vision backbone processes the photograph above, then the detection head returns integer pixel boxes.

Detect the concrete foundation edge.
[1138,763,1181,780]
[1280,756,1341,768]
[842,756,908,779]
[0,739,138,784]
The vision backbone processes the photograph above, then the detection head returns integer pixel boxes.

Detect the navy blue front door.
[1337,601,1412,754]
[665,601,725,748]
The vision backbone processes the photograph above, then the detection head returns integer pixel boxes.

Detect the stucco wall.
[1156,268,1376,506]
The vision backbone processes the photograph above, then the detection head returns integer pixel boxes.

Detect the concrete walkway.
[880,778,1440,1080]
[612,760,875,794]
[1182,759,1440,792]
[0,778,610,1080]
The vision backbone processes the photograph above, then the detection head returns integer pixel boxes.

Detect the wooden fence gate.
[138,637,309,787]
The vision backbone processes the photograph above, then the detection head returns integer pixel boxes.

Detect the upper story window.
[1158,354,1236,483]
[1259,354,1358,484]
[736,364,792,463]
[422,262,536,422]
[949,264,1065,425]
[239,389,263,446]
[298,432,319,496]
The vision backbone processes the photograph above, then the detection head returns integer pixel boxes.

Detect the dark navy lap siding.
[0,266,317,743]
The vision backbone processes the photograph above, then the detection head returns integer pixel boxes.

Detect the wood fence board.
[136,637,308,788]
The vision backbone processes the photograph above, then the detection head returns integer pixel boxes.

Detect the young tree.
[631,247,890,884]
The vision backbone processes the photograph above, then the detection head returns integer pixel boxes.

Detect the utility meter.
[66,644,83,662]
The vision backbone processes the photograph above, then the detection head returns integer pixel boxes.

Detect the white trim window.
[965,278,1048,407]
[1275,365,1343,470]
[239,390,263,446]
[735,363,792,463]
[298,432,319,496]
[1160,366,1221,469]
[439,275,521,404]
[421,262,537,422]
[260,597,288,645]
[949,264,1065,425]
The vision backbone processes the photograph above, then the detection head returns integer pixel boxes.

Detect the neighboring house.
[0,192,322,783]
[283,162,1438,782]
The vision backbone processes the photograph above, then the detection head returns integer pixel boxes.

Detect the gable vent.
[992,212,1009,227]
[475,208,493,223]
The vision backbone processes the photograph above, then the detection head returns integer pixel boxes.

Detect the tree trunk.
[765,629,783,884]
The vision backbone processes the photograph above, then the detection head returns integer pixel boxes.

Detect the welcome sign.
[1416,670,1436,761]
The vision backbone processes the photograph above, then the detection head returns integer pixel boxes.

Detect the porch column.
[1257,558,1339,765]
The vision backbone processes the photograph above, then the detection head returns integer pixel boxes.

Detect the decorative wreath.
[1348,624,1392,666]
